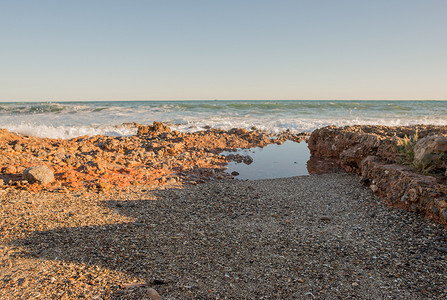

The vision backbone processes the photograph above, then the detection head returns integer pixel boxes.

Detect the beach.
[0,122,447,299]
[1,174,446,299]
[3,0,447,297]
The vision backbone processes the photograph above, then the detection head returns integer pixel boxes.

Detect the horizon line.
[1,99,447,103]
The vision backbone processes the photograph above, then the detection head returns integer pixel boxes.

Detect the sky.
[1,0,446,101]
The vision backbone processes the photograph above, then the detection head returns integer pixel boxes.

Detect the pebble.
[146,288,162,300]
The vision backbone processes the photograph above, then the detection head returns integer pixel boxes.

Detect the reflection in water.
[222,141,310,180]
[222,141,345,180]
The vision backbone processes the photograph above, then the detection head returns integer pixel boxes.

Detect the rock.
[53,152,66,161]
[405,188,419,203]
[97,181,111,191]
[23,165,54,185]
[414,135,447,160]
[414,135,447,172]
[79,144,90,153]
[309,126,447,225]
[439,200,447,209]
[243,155,253,165]
[226,154,253,165]
[166,177,177,185]
[3,165,17,174]
[146,288,162,300]
[137,121,171,135]
[230,128,249,135]
[231,171,240,176]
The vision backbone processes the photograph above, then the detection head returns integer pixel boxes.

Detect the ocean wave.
[0,102,93,115]
[2,115,446,139]
[0,100,446,139]
[2,123,137,139]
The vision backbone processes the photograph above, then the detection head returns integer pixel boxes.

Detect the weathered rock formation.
[308,125,447,225]
[0,123,306,192]
[137,121,172,135]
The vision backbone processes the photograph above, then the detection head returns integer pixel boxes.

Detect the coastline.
[0,123,308,192]
[1,123,447,298]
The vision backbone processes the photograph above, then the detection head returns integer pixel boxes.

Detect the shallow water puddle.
[222,140,310,180]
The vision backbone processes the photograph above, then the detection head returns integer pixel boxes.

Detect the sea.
[0,100,446,139]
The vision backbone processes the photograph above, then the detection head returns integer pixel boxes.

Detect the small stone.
[146,288,162,300]
[370,184,378,193]
[437,247,447,253]
[242,155,253,165]
[23,165,54,186]
[97,182,111,191]
[352,282,359,287]
[231,171,240,176]
[166,178,177,185]
[3,165,17,174]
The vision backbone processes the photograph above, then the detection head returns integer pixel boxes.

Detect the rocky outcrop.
[361,156,447,223]
[309,125,447,225]
[0,125,306,192]
[137,121,171,135]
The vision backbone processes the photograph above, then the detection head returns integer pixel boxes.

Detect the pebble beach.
[3,0,447,297]
[0,123,446,299]
[0,174,446,299]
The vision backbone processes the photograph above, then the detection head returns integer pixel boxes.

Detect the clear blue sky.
[1,0,446,101]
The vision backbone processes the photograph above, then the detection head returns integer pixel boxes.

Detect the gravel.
[1,173,446,299]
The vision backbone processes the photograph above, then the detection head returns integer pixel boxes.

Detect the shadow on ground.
[10,174,447,299]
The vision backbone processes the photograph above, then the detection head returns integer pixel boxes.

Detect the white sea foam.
[2,116,447,139]
[2,123,137,139]
[1,100,446,139]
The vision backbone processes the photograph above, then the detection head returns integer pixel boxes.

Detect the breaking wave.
[0,100,446,139]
